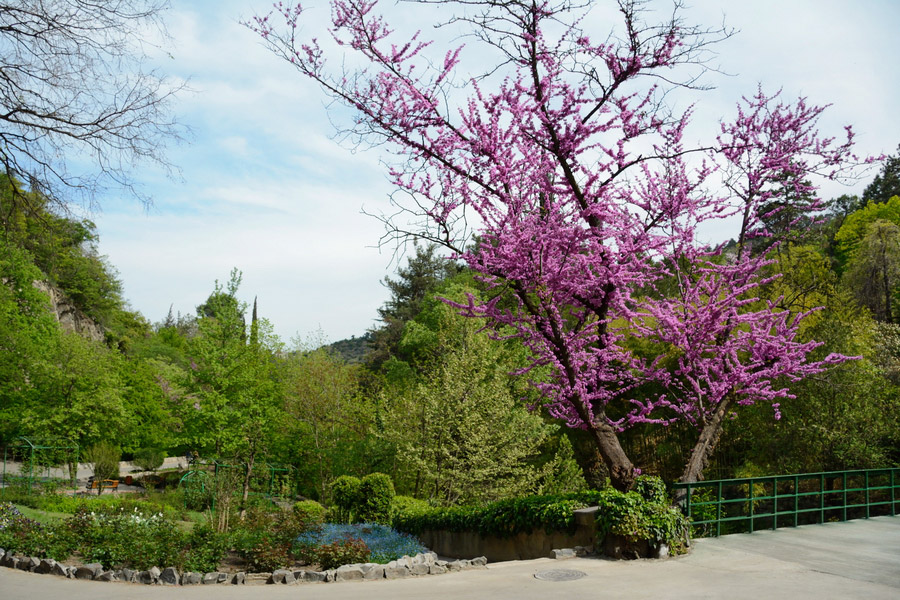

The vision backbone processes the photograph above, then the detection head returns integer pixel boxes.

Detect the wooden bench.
[85,479,119,492]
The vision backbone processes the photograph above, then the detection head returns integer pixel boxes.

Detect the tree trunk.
[588,421,636,492]
[674,396,735,505]
[563,427,609,490]
[239,456,255,521]
[563,390,636,492]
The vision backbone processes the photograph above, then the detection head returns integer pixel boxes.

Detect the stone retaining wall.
[415,506,599,561]
[0,548,487,586]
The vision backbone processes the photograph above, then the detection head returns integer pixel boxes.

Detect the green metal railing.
[673,468,900,537]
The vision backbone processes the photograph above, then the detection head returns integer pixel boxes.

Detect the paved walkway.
[2,516,898,599]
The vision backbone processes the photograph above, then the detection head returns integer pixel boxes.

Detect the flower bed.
[0,500,487,586]
[296,523,428,565]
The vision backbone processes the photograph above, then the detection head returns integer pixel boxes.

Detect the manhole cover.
[533,569,587,582]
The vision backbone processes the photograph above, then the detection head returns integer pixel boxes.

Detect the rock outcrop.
[32,280,105,342]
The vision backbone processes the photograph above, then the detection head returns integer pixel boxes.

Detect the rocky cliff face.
[32,280,105,342]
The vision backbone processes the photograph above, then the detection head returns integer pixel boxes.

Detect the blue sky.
[90,0,900,344]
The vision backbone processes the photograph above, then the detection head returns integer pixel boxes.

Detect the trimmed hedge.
[329,473,395,525]
[392,476,689,555]
[392,490,604,537]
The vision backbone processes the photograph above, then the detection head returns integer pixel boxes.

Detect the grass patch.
[14,504,69,524]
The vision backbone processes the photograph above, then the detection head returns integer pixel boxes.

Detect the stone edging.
[0,548,488,585]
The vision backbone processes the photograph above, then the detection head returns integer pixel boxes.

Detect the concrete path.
[2,516,898,599]
[2,457,190,482]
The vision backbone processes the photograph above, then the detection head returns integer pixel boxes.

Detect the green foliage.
[685,486,719,538]
[330,475,361,523]
[595,488,689,555]
[633,475,668,505]
[19,330,129,450]
[392,491,604,538]
[84,441,122,484]
[133,447,166,472]
[367,241,460,371]
[842,220,900,321]
[181,476,214,512]
[180,524,229,573]
[67,504,185,570]
[357,473,395,524]
[381,276,581,504]
[279,338,389,502]
[292,500,327,525]
[310,538,371,570]
[863,145,900,205]
[390,495,431,520]
[393,484,688,556]
[0,177,137,334]
[232,504,321,571]
[0,502,75,559]
[834,195,900,267]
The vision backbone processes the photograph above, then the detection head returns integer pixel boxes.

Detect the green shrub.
[182,482,214,511]
[633,475,668,505]
[84,442,122,485]
[72,504,186,569]
[133,448,166,472]
[246,539,292,572]
[391,495,431,520]
[293,500,327,525]
[357,473,394,524]
[330,475,361,523]
[392,487,689,556]
[685,486,719,538]
[393,491,604,537]
[180,524,229,573]
[312,537,370,570]
[595,489,689,555]
[233,504,321,569]
[0,503,74,559]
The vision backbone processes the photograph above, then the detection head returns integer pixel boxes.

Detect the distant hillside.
[327,332,372,364]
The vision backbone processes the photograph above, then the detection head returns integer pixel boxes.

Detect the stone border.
[0,548,488,586]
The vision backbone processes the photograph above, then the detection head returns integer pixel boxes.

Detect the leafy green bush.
[633,475,668,505]
[182,482,213,511]
[71,505,185,569]
[84,442,121,485]
[1,492,181,520]
[312,537,370,570]
[232,504,322,570]
[357,473,394,525]
[293,500,327,525]
[133,448,166,472]
[391,495,431,520]
[393,491,604,537]
[595,487,689,555]
[180,524,229,573]
[393,484,689,556]
[0,500,225,571]
[685,486,719,538]
[330,475,361,523]
[0,502,75,559]
[246,538,292,572]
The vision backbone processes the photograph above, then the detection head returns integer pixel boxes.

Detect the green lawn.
[14,504,69,524]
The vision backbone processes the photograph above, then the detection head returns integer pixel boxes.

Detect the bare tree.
[0,0,183,210]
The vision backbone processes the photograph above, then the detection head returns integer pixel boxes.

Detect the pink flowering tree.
[249,0,863,491]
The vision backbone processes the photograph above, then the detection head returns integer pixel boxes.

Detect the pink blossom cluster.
[249,0,864,434]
